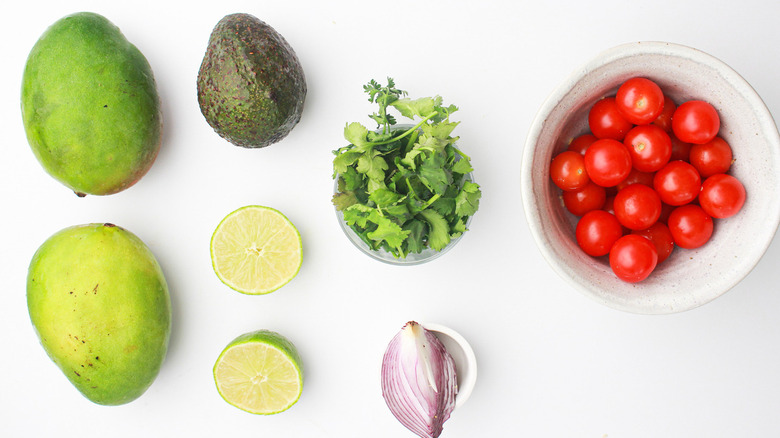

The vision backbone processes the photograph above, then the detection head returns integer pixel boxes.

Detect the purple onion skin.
[381,321,458,438]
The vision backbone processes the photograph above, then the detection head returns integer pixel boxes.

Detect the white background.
[3,1,780,437]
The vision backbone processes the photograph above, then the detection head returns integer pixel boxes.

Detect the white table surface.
[3,1,780,437]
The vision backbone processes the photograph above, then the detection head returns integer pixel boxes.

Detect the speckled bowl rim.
[521,41,780,314]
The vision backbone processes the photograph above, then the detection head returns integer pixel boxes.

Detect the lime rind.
[213,330,304,415]
[210,205,303,294]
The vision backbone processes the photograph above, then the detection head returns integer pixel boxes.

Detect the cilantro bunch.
[332,78,481,259]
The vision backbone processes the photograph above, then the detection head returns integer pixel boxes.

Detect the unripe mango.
[27,223,171,405]
[21,12,162,196]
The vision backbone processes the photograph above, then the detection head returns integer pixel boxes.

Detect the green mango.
[27,223,171,405]
[21,12,162,196]
[197,13,306,148]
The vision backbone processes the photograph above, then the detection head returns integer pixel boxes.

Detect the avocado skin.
[21,12,162,196]
[197,13,306,148]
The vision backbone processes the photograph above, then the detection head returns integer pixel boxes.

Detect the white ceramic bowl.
[521,41,780,314]
[422,323,477,409]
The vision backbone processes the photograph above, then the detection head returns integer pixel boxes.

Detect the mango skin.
[27,223,171,405]
[21,12,162,196]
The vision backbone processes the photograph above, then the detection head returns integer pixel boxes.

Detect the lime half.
[213,330,304,415]
[210,205,302,294]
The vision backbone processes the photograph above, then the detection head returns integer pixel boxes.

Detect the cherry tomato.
[562,181,606,216]
[653,96,677,133]
[568,134,597,155]
[689,137,733,178]
[698,174,746,219]
[623,124,672,172]
[584,139,633,187]
[613,184,662,230]
[672,100,720,144]
[615,77,665,125]
[669,135,692,162]
[616,168,655,191]
[632,222,674,263]
[667,204,713,249]
[609,234,658,283]
[653,161,702,206]
[588,97,634,141]
[576,210,624,257]
[550,151,589,191]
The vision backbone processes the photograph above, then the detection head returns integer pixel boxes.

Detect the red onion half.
[381,321,458,438]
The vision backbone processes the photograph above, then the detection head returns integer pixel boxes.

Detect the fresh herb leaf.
[369,188,404,206]
[451,157,474,174]
[455,181,482,217]
[340,166,363,191]
[356,150,388,183]
[403,220,427,254]
[344,122,371,151]
[419,209,451,251]
[333,150,362,176]
[418,152,451,195]
[332,191,358,211]
[391,97,437,119]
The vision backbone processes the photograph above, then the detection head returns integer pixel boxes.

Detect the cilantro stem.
[422,194,441,209]
[371,112,438,147]
[452,146,471,161]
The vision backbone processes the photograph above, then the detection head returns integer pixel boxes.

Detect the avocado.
[27,223,171,405]
[21,12,162,196]
[197,13,306,148]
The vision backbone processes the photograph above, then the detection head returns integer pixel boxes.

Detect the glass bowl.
[332,124,476,265]
[333,177,474,266]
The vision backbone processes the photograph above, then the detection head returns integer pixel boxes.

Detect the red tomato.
[672,100,720,144]
[550,151,589,191]
[584,139,633,187]
[698,174,746,219]
[615,77,665,125]
[667,204,713,249]
[689,137,733,178]
[632,222,674,263]
[613,184,662,230]
[623,124,672,172]
[653,96,677,133]
[562,181,606,216]
[576,210,624,257]
[609,234,658,283]
[669,135,692,162]
[653,161,702,206]
[616,168,655,191]
[568,134,598,155]
[588,97,634,141]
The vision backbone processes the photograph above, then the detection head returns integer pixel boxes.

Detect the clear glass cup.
[332,126,475,265]
[333,185,473,265]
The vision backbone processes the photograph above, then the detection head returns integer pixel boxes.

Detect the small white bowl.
[521,41,780,314]
[423,322,477,408]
